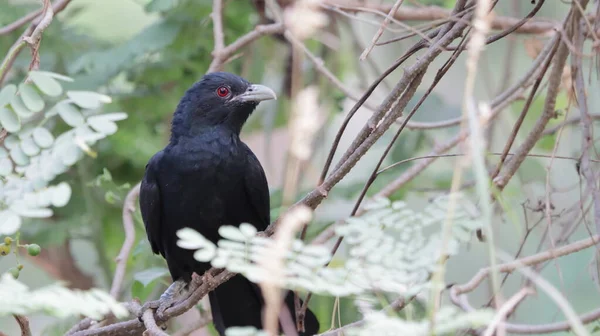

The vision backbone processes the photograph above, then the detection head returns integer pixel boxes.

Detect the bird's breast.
[158,138,249,233]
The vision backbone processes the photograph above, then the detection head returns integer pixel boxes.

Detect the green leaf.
[0,147,7,158]
[20,137,40,156]
[29,71,63,97]
[10,146,29,166]
[0,84,17,107]
[131,279,159,302]
[0,211,21,235]
[87,112,128,122]
[4,134,19,149]
[87,118,117,135]
[59,144,81,166]
[133,267,169,287]
[56,101,85,127]
[67,91,112,109]
[32,127,54,148]
[33,71,74,82]
[51,182,72,207]
[0,157,12,176]
[19,83,45,112]
[0,106,21,132]
[10,204,53,218]
[10,95,34,118]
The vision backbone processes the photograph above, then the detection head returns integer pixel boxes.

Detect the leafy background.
[1,0,599,335]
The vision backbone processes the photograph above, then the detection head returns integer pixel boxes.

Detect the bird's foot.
[137,280,186,322]
[137,299,159,322]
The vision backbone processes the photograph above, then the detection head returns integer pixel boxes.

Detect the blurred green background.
[1,0,599,335]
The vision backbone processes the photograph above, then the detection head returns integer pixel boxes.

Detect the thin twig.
[326,0,567,35]
[453,235,600,295]
[23,0,53,71]
[0,0,70,36]
[210,0,225,59]
[572,3,600,240]
[482,288,533,336]
[318,296,414,336]
[13,315,32,336]
[0,0,72,85]
[359,0,406,60]
[207,23,285,73]
[493,16,573,191]
[491,41,557,179]
[109,182,141,298]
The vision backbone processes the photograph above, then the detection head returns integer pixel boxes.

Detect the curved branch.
[453,235,600,296]
[110,182,141,298]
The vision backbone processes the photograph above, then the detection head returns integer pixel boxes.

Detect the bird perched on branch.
[139,72,320,335]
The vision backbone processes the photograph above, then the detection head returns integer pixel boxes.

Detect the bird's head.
[171,72,277,138]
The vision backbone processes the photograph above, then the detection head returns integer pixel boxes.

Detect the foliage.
[0,71,127,236]
[0,273,127,319]
[346,307,493,336]
[178,194,487,333]
[2,0,598,335]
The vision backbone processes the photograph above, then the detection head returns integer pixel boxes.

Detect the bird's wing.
[243,147,271,230]
[139,151,164,256]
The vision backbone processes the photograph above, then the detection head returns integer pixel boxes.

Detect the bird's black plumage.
[139,72,319,335]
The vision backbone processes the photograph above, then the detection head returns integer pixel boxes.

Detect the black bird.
[139,72,320,335]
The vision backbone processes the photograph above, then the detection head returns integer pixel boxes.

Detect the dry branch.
[325,0,567,35]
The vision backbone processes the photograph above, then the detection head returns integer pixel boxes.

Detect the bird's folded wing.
[139,152,164,256]
[242,146,271,230]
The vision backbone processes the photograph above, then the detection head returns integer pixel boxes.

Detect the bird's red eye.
[216,86,230,97]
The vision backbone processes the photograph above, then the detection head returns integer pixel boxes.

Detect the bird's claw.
[155,293,178,320]
[137,295,177,322]
[137,299,160,322]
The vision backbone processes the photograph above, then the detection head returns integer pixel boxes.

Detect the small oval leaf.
[0,157,13,176]
[0,107,21,132]
[51,182,71,207]
[0,84,17,107]
[29,71,63,96]
[10,95,34,118]
[87,118,117,135]
[34,71,74,82]
[4,134,19,149]
[87,112,128,122]
[67,91,112,109]
[218,225,247,242]
[10,203,53,218]
[32,127,54,148]
[57,101,84,127]
[0,211,22,235]
[19,83,44,112]
[10,146,29,166]
[60,144,81,166]
[20,137,40,156]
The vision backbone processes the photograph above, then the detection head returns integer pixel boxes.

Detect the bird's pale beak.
[234,84,277,103]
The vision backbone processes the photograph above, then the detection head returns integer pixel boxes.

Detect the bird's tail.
[209,274,320,335]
